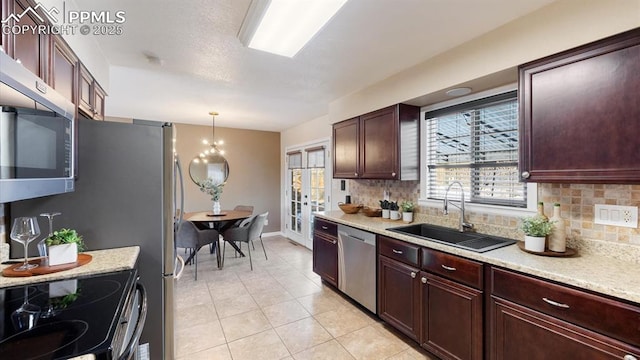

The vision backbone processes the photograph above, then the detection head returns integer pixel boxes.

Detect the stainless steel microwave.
[0,50,75,203]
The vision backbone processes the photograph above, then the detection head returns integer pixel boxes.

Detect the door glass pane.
[289,169,303,234]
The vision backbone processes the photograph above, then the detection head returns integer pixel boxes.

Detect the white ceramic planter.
[524,235,546,252]
[390,210,401,220]
[382,209,390,219]
[48,243,78,266]
[402,212,413,223]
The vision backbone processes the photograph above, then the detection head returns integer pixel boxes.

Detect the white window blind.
[305,146,325,168]
[287,151,302,169]
[425,92,526,207]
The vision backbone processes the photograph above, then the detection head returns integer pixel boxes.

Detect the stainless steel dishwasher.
[337,224,377,313]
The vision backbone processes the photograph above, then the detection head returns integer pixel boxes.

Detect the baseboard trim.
[263,231,283,238]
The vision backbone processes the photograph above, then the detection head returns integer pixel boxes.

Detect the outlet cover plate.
[594,204,638,228]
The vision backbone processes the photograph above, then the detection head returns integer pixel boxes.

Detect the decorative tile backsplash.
[348,180,640,259]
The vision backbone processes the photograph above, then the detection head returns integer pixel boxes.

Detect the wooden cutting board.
[2,254,92,277]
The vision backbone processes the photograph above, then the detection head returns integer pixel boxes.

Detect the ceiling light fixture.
[238,0,349,57]
[446,87,472,97]
[193,112,225,165]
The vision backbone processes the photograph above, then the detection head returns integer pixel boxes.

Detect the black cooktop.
[0,270,136,360]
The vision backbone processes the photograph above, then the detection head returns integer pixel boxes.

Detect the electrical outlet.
[594,204,638,228]
[264,218,269,226]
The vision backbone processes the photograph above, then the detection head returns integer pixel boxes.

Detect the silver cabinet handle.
[521,171,531,179]
[421,277,427,284]
[392,249,403,254]
[391,172,396,177]
[410,272,416,278]
[623,355,637,360]
[354,173,358,176]
[542,297,570,309]
[331,239,337,244]
[321,226,328,230]
[441,265,456,271]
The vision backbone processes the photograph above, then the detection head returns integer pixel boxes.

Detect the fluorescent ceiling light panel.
[239,0,348,57]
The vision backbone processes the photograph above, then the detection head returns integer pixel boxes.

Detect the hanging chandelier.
[198,111,225,162]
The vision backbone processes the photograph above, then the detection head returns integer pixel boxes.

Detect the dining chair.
[221,212,268,270]
[233,205,254,213]
[175,220,219,280]
[208,204,255,254]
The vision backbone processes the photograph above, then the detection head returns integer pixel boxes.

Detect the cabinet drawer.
[379,236,420,267]
[314,218,337,238]
[422,248,483,289]
[491,267,640,346]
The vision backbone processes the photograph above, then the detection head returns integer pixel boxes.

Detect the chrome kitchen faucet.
[443,181,474,232]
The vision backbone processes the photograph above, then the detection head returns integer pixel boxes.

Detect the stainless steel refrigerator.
[9,117,181,359]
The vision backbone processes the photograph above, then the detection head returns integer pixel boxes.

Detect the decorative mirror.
[188,153,229,186]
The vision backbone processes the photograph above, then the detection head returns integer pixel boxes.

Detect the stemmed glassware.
[10,217,41,271]
[38,212,62,258]
[11,286,41,331]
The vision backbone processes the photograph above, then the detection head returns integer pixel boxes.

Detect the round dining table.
[184,210,253,268]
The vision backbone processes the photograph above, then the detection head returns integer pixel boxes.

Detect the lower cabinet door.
[378,255,421,341]
[491,296,640,360]
[422,273,483,360]
[312,233,338,286]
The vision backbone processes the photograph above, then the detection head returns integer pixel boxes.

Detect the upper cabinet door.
[360,106,398,179]
[519,28,640,183]
[332,104,419,180]
[333,117,360,179]
[5,0,49,79]
[50,36,78,105]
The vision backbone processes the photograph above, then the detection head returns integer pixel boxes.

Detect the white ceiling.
[91,0,557,131]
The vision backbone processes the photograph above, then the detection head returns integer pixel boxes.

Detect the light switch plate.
[594,204,638,228]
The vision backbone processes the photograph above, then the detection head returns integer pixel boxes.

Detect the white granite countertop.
[317,211,640,305]
[0,246,139,288]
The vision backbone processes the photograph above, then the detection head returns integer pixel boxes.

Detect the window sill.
[418,198,537,218]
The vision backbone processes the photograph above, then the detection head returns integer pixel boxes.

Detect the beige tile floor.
[174,235,436,360]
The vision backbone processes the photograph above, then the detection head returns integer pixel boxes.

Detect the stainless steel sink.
[386,223,515,252]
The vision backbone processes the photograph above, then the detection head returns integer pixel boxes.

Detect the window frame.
[418,84,537,216]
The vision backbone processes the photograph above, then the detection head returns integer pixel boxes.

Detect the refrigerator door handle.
[174,254,185,280]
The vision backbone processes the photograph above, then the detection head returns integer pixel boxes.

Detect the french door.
[285,141,330,249]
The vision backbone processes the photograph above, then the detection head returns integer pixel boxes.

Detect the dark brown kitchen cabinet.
[49,36,77,104]
[490,267,640,359]
[421,273,483,360]
[312,218,338,287]
[2,0,49,79]
[332,104,419,180]
[421,248,483,360]
[333,117,360,178]
[79,63,107,120]
[519,28,640,183]
[378,254,421,341]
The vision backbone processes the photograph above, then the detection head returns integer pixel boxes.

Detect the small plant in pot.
[45,228,85,266]
[520,216,554,252]
[400,201,415,223]
[380,200,390,219]
[389,201,401,220]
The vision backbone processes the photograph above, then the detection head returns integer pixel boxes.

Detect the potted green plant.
[400,201,415,223]
[45,228,85,266]
[379,200,390,219]
[389,201,401,220]
[197,178,225,214]
[520,216,554,252]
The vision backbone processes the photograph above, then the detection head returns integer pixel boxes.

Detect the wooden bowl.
[338,203,362,214]
[362,207,382,217]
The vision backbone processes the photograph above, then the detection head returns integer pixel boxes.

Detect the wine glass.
[11,286,41,331]
[38,212,62,258]
[10,217,41,271]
